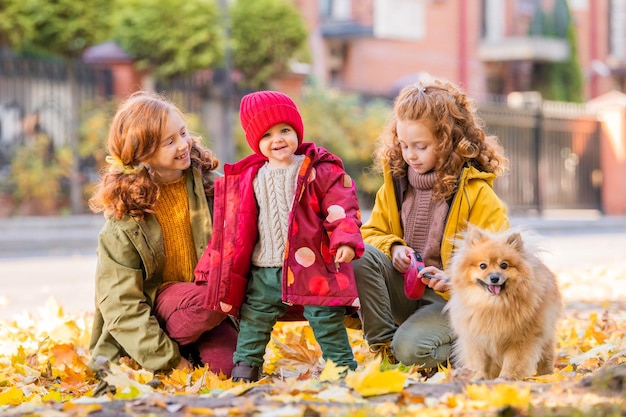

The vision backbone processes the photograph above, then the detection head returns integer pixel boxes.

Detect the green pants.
[352,243,453,368]
[233,266,357,370]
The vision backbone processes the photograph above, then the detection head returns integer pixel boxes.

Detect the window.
[374,0,426,41]
[482,0,505,40]
[609,0,626,59]
[321,0,352,21]
[516,0,538,16]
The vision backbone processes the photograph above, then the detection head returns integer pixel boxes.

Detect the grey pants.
[353,243,453,368]
[233,266,357,370]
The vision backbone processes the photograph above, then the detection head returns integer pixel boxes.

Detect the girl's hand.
[391,245,413,274]
[334,245,356,267]
[175,357,193,371]
[419,266,450,293]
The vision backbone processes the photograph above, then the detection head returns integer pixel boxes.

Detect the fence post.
[67,59,83,214]
[533,106,543,215]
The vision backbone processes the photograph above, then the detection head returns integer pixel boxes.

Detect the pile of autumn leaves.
[1,269,625,416]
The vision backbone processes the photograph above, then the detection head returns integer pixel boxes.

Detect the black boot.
[231,362,260,382]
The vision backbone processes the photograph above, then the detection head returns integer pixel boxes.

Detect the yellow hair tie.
[105,155,144,175]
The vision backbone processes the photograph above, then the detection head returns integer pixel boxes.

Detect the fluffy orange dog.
[445,226,562,380]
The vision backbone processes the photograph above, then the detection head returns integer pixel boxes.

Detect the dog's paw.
[452,366,476,382]
[495,373,524,382]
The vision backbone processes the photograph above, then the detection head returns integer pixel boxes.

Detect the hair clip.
[105,155,145,175]
[418,86,426,93]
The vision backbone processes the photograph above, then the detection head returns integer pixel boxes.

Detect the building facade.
[294,0,625,100]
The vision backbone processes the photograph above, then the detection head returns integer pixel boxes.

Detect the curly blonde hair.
[373,79,508,201]
[89,91,219,220]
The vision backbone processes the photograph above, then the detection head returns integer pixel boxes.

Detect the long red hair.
[89,91,219,220]
[374,79,508,201]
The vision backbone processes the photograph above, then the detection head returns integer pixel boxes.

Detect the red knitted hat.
[239,91,304,157]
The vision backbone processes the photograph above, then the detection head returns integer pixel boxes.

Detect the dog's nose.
[489,274,500,284]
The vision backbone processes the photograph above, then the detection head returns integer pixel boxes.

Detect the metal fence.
[0,56,112,165]
[0,55,605,214]
[479,100,602,214]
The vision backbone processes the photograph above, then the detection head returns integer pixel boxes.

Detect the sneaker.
[368,341,399,365]
[231,362,260,382]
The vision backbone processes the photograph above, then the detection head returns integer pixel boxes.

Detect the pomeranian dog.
[445,226,562,380]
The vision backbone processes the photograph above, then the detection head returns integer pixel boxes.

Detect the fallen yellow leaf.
[344,357,407,397]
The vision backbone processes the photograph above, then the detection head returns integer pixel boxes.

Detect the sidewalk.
[1,212,625,320]
[0,215,104,258]
[1,211,626,257]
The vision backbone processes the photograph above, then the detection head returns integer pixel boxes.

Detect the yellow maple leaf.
[42,390,70,403]
[49,343,80,368]
[570,343,617,367]
[344,357,407,397]
[114,385,142,400]
[466,383,531,409]
[185,406,216,415]
[102,363,154,397]
[314,385,365,404]
[265,322,323,377]
[0,386,28,406]
[319,359,348,382]
[166,368,192,387]
[61,403,103,414]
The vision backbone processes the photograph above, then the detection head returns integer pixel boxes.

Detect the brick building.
[294,0,625,100]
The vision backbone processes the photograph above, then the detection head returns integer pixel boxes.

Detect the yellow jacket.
[362,164,509,271]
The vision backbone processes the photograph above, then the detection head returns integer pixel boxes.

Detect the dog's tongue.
[489,285,501,295]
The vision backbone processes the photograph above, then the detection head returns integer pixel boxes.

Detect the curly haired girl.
[88,91,237,376]
[352,78,509,371]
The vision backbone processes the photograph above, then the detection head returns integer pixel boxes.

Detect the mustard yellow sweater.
[153,175,197,285]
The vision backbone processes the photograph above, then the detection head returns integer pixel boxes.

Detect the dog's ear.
[464,225,486,246]
[506,231,524,251]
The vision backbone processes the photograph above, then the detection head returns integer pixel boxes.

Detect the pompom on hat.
[239,91,304,157]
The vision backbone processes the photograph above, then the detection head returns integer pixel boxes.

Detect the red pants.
[154,282,237,377]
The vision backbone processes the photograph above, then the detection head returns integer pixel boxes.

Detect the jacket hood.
[225,142,343,175]
[461,165,497,187]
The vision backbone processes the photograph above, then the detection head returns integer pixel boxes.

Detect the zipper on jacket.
[210,177,226,311]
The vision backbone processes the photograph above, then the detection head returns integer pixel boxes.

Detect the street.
[1,214,626,320]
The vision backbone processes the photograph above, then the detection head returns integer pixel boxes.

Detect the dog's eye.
[500,263,508,270]
[479,263,488,270]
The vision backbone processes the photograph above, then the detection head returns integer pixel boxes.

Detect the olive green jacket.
[88,168,214,371]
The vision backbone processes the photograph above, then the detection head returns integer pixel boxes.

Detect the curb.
[1,213,626,258]
[0,215,103,258]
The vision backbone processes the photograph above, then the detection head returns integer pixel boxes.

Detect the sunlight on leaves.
[318,359,348,382]
[0,264,625,415]
[344,357,408,397]
[466,383,531,409]
[0,386,28,406]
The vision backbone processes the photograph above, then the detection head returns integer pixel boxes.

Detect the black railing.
[0,55,605,214]
[479,101,602,214]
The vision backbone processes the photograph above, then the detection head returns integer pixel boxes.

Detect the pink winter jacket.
[195,142,364,319]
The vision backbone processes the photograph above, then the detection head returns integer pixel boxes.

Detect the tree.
[296,86,389,207]
[111,0,223,82]
[0,0,33,51]
[230,0,308,89]
[16,0,113,213]
[529,0,584,102]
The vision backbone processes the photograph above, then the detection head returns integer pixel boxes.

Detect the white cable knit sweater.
[251,155,304,267]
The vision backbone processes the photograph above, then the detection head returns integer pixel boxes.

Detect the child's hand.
[391,245,413,274]
[334,245,356,268]
[419,266,450,292]
[175,357,193,371]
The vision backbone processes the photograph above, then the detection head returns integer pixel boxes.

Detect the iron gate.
[479,101,602,214]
